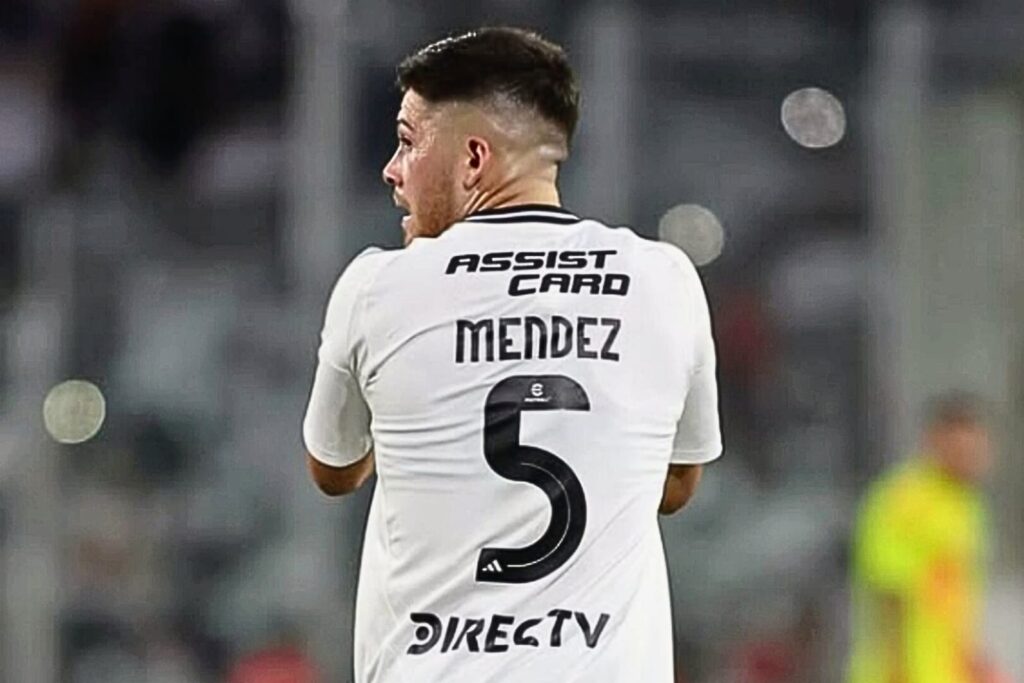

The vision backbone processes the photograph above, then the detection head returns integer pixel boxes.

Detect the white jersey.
[303,205,721,683]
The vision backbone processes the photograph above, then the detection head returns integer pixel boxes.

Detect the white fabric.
[303,210,721,682]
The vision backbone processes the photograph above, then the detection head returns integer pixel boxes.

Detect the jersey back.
[303,206,722,683]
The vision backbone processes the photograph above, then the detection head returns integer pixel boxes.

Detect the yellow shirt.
[848,459,986,683]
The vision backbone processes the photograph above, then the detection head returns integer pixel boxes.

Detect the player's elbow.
[658,496,686,516]
[659,491,692,515]
[310,472,361,497]
[659,464,703,515]
[306,451,374,497]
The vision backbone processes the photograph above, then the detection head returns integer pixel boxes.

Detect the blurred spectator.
[714,285,776,467]
[0,204,18,307]
[56,0,134,174]
[847,391,1008,683]
[226,628,321,683]
[711,600,825,683]
[120,5,217,173]
[55,0,291,179]
[0,0,46,46]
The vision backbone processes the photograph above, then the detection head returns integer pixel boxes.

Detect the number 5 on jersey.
[477,375,589,584]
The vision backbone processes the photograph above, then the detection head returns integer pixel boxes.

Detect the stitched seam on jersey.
[465,215,582,225]
[670,445,723,463]
[466,210,578,219]
[671,444,722,454]
[305,438,356,461]
[306,436,373,465]
[467,203,576,217]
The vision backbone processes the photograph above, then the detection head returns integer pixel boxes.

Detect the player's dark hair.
[925,390,986,428]
[396,27,580,145]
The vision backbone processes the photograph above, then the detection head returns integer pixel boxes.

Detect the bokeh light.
[42,380,107,445]
[781,87,846,149]
[657,204,725,267]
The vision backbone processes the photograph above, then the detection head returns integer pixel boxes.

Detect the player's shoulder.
[636,234,701,282]
[323,246,404,319]
[333,245,404,291]
[580,218,701,283]
[346,245,404,274]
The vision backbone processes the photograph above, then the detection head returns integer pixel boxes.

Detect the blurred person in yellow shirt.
[848,391,1009,683]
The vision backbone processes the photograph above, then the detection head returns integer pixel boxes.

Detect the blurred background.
[1,0,1022,681]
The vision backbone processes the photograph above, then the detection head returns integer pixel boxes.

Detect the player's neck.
[462,179,561,217]
[924,454,974,487]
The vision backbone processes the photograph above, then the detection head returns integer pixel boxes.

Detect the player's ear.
[463,136,491,189]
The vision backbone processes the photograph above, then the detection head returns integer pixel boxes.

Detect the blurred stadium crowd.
[1,1,1022,682]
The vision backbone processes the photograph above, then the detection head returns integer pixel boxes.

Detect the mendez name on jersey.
[449,250,625,364]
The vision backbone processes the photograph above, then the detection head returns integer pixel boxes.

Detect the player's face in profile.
[383,90,461,245]
[928,421,993,483]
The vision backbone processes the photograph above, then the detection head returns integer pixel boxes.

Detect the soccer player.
[302,27,721,682]
[848,392,1005,683]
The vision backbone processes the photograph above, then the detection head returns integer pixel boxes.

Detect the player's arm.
[302,249,383,496]
[660,464,703,515]
[307,449,374,496]
[302,358,375,497]
[662,247,722,516]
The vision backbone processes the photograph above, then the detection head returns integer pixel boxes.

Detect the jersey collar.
[463,204,581,225]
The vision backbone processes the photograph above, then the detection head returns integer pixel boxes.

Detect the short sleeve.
[665,247,723,465]
[302,248,387,467]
